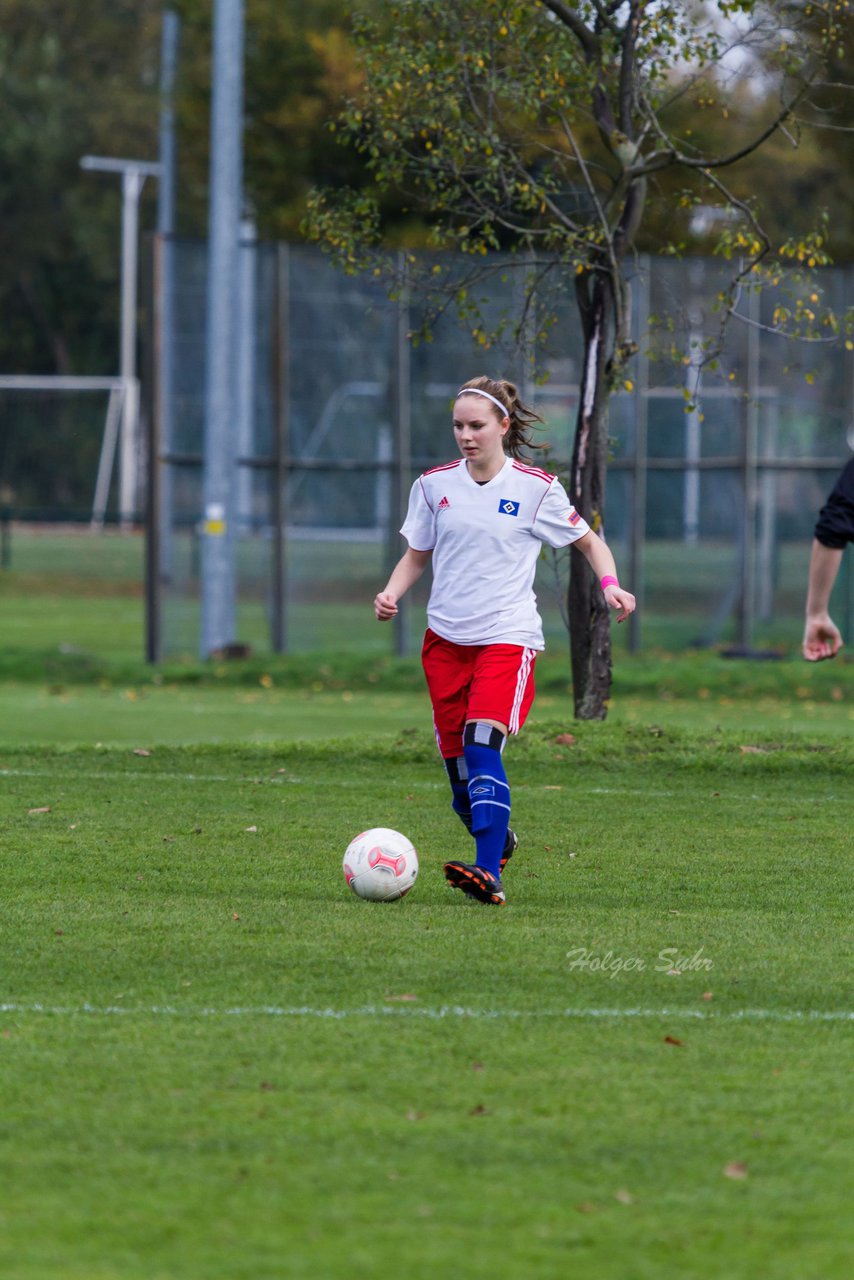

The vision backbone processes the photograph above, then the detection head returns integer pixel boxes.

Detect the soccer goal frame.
[0,374,139,528]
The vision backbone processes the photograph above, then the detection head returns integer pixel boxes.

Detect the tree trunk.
[568,273,613,720]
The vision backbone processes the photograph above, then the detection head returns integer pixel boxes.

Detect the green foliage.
[0,0,393,379]
[0,1,162,373]
[304,1,852,363]
[301,2,851,721]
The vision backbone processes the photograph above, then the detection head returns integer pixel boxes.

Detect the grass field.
[4,521,853,657]
[2,729,852,1278]
[1,528,852,1277]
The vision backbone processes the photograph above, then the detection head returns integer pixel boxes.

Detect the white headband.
[456,387,510,418]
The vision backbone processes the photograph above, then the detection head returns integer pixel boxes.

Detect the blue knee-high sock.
[463,723,510,879]
[443,755,473,836]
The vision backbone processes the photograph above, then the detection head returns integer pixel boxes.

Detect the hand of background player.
[374,591,398,621]
[802,614,842,661]
[604,583,637,624]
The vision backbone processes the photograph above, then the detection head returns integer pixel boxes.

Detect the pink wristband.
[600,575,619,591]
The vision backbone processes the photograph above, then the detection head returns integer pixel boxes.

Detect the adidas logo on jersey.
[437,496,450,510]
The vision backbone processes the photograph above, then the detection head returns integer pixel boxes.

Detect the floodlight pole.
[200,0,245,657]
[80,155,161,528]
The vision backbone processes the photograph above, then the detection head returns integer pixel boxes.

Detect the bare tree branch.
[631,73,816,179]
[539,0,600,57]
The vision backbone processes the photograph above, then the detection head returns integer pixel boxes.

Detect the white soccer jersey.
[400,456,591,648]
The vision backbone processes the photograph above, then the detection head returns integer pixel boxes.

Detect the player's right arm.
[803,538,844,660]
[374,548,432,621]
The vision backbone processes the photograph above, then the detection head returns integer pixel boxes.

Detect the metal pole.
[391,251,412,657]
[146,235,164,663]
[200,0,245,657]
[0,508,10,570]
[156,9,180,582]
[271,243,289,652]
[236,218,257,530]
[845,275,854,640]
[683,262,704,546]
[91,385,124,529]
[119,169,143,528]
[157,12,179,236]
[738,281,761,650]
[80,155,160,527]
[756,397,779,622]
[628,257,649,654]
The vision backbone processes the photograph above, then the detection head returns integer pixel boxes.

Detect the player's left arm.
[573,530,637,623]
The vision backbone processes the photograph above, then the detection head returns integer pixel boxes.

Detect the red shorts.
[421,628,538,759]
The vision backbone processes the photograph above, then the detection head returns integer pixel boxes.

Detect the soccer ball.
[343,828,419,902]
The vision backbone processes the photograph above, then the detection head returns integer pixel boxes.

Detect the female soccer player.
[374,375,636,905]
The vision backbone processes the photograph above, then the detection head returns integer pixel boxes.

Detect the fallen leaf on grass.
[469,1103,490,1117]
[723,1162,748,1180]
[472,1061,485,1072]
[702,991,713,1001]
[385,993,418,1002]
[575,1202,597,1214]
[28,806,51,815]
[406,1110,426,1122]
[739,745,768,755]
[245,825,258,833]
[614,1189,634,1205]
[663,1035,684,1047]
[554,734,577,746]
[132,748,151,757]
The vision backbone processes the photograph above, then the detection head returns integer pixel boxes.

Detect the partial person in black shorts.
[803,457,854,661]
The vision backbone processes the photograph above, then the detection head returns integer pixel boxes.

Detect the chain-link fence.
[3,242,851,659]
[145,241,854,660]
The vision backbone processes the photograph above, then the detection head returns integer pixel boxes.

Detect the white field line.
[0,1002,851,1023]
[0,768,236,783]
